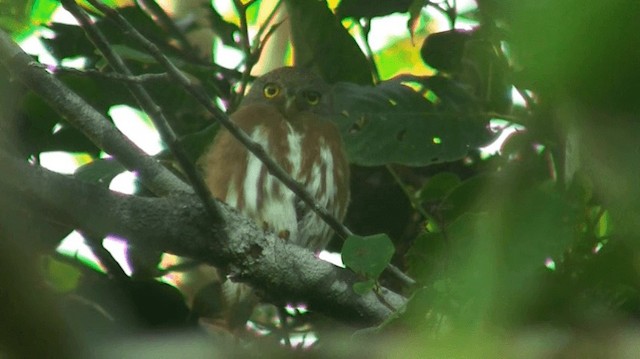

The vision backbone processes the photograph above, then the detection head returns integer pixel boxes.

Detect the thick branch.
[86,0,352,243]
[83,0,415,287]
[0,29,189,196]
[0,152,406,326]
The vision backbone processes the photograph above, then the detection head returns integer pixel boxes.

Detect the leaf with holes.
[332,76,495,166]
[342,233,395,280]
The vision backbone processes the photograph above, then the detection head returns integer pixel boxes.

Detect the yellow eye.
[263,83,280,99]
[304,91,321,105]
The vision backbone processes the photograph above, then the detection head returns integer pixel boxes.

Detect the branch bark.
[0,152,406,326]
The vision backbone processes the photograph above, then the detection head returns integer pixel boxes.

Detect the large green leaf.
[332,76,495,166]
[285,0,372,85]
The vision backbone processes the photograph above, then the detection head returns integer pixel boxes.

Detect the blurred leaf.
[74,157,126,186]
[333,77,493,166]
[419,172,461,203]
[485,0,640,112]
[421,29,472,73]
[0,0,56,36]
[566,170,594,206]
[375,35,433,79]
[498,188,575,272]
[342,233,395,280]
[422,30,512,113]
[42,23,98,63]
[31,0,58,23]
[459,39,512,113]
[245,0,261,25]
[405,231,446,282]
[353,279,376,295]
[407,0,423,40]
[174,122,220,163]
[595,210,610,239]
[285,0,372,85]
[336,0,413,19]
[207,4,240,47]
[43,256,82,293]
[440,173,492,222]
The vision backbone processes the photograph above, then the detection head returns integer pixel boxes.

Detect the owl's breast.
[200,104,349,251]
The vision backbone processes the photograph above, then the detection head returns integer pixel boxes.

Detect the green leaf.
[440,173,493,222]
[332,76,494,166]
[498,188,575,273]
[336,0,413,19]
[405,231,446,281]
[419,172,462,203]
[342,233,395,280]
[353,279,376,295]
[74,158,126,186]
[176,122,220,163]
[31,0,58,24]
[0,0,57,36]
[42,256,82,293]
[285,0,372,85]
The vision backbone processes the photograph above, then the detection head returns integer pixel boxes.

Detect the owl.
[200,66,350,253]
[197,67,350,328]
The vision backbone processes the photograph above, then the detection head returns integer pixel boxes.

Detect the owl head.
[240,67,333,118]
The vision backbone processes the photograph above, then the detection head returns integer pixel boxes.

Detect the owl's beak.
[283,94,298,118]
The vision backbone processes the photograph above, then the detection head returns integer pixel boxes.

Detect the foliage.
[2,0,640,357]
[342,233,394,293]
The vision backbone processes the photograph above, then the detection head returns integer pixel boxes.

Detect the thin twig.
[425,1,452,26]
[277,306,292,348]
[62,0,226,226]
[53,66,170,83]
[358,19,380,83]
[81,232,129,282]
[231,0,258,110]
[448,0,457,28]
[229,0,283,110]
[135,0,198,59]
[385,164,434,222]
[83,0,415,288]
[252,0,283,49]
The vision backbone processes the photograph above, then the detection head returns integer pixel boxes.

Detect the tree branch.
[85,0,351,238]
[52,67,170,83]
[0,151,406,326]
[60,0,226,226]
[0,29,189,196]
[83,0,415,287]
